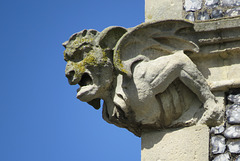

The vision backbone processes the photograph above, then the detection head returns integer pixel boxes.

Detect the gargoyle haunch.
[63,20,223,136]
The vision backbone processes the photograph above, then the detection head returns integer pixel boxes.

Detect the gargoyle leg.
[179,69,215,103]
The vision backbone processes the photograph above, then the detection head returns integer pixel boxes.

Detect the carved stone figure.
[63,20,223,136]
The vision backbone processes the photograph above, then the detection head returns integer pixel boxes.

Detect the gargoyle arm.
[148,50,215,104]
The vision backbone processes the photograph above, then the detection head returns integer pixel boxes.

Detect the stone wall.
[185,0,240,21]
[145,0,240,22]
[210,91,240,161]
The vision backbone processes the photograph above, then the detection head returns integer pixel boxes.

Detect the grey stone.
[210,125,225,134]
[224,126,240,139]
[236,155,240,161]
[226,8,240,17]
[212,153,230,161]
[211,9,223,19]
[211,135,226,154]
[197,10,210,20]
[185,12,195,22]
[184,0,202,11]
[226,104,240,124]
[205,0,219,7]
[227,140,240,153]
[221,0,235,6]
[228,94,240,104]
[221,0,240,6]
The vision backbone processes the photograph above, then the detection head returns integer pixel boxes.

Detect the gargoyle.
[63,20,223,136]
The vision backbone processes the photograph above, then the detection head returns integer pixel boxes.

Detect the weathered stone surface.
[113,20,224,128]
[185,12,195,21]
[197,10,210,20]
[212,153,230,161]
[210,125,225,134]
[186,18,240,94]
[211,135,226,154]
[211,9,223,18]
[64,20,222,136]
[224,126,240,139]
[221,0,240,6]
[205,0,219,7]
[146,0,240,21]
[141,125,209,161]
[236,155,240,161]
[226,104,240,124]
[62,19,240,136]
[228,94,240,104]
[145,0,183,22]
[194,16,240,31]
[184,0,202,11]
[226,8,240,17]
[227,140,240,153]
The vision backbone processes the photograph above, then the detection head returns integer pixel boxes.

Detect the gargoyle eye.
[72,50,84,61]
[82,46,92,53]
[69,33,78,41]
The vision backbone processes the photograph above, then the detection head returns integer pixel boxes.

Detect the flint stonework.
[228,141,240,153]
[197,10,210,20]
[184,0,202,11]
[211,135,226,154]
[228,94,240,104]
[211,93,240,160]
[226,104,240,124]
[236,155,240,161]
[185,12,195,21]
[221,0,240,6]
[206,0,219,7]
[224,126,240,139]
[212,153,230,161]
[210,125,225,135]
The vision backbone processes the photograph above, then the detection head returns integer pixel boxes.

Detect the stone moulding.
[63,18,240,136]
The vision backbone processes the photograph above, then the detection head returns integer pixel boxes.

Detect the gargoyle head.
[63,27,127,109]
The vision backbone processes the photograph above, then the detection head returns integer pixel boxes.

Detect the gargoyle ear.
[98,26,127,49]
[87,98,101,110]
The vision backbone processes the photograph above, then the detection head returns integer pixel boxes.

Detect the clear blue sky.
[0,0,144,161]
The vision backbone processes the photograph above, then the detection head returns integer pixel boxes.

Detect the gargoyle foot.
[198,99,224,127]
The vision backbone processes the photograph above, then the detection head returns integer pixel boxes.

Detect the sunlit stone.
[184,0,202,11]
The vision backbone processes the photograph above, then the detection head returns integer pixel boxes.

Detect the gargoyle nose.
[65,69,77,85]
[65,70,75,79]
[65,63,76,81]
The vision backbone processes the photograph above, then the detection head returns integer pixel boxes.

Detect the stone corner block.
[141,125,209,161]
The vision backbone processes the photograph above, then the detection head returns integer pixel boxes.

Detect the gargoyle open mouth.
[78,73,93,87]
[76,73,95,101]
[77,73,101,110]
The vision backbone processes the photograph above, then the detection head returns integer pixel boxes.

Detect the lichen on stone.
[114,50,127,74]
[72,48,109,76]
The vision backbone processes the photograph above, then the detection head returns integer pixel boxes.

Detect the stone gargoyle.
[63,20,223,136]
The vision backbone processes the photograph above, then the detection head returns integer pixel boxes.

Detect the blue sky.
[0,0,144,161]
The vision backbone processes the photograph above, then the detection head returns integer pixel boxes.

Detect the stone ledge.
[194,16,240,31]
